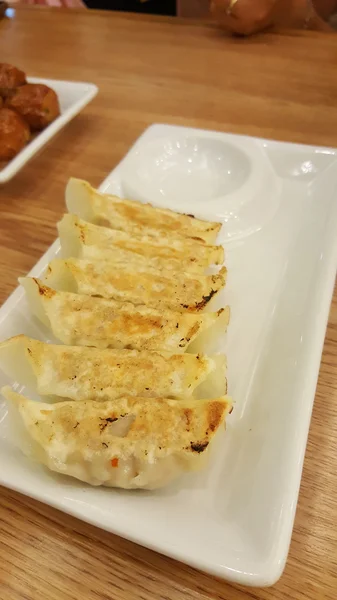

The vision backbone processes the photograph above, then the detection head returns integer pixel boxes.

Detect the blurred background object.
[0,1,8,18]
[210,0,336,34]
[5,0,337,27]
[9,0,86,6]
[83,0,175,13]
[8,0,176,13]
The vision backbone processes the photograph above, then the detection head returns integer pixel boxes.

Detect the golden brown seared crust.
[9,393,232,459]
[66,179,223,244]
[65,214,224,267]
[104,197,222,240]
[0,63,26,98]
[34,278,56,299]
[20,278,229,353]
[1,335,222,401]
[207,401,226,433]
[2,388,233,489]
[6,83,60,130]
[45,258,227,313]
[0,108,30,161]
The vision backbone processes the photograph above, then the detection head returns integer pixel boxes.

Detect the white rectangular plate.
[0,124,336,587]
[0,77,98,183]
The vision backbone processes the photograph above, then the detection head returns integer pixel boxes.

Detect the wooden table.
[0,6,336,600]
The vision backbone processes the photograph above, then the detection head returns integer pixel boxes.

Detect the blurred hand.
[211,0,278,35]
[210,0,330,35]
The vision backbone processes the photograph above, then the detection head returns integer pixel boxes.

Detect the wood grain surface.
[0,6,336,600]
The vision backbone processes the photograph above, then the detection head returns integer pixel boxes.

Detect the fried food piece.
[0,108,30,161]
[0,335,227,401]
[20,277,230,354]
[0,63,26,98]
[43,257,227,313]
[2,386,232,489]
[6,83,60,130]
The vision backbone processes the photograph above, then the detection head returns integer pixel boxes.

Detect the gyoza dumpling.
[66,178,222,244]
[58,214,224,267]
[20,278,230,353]
[0,335,227,401]
[2,386,232,489]
[43,258,227,313]
[58,214,205,274]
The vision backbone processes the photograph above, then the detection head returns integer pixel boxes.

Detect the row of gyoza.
[0,178,232,489]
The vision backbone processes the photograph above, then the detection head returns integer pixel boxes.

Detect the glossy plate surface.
[0,124,336,586]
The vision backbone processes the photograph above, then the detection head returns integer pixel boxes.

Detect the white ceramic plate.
[0,77,98,183]
[0,124,336,587]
